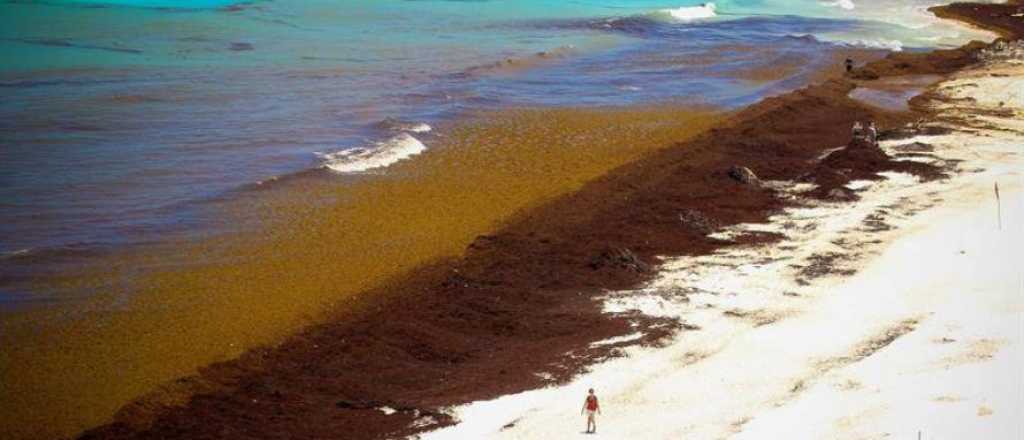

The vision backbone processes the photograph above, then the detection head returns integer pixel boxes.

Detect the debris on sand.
[728,165,760,186]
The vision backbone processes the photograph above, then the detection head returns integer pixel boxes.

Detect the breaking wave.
[821,0,856,10]
[375,117,433,133]
[652,3,718,22]
[319,131,428,174]
[846,38,904,51]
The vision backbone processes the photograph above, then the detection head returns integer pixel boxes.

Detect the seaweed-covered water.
[0,0,990,285]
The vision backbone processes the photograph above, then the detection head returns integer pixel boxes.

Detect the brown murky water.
[0,105,719,439]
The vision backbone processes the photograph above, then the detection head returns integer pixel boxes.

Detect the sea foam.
[320,132,427,173]
[376,117,433,133]
[657,3,717,22]
[821,0,856,10]
[847,38,904,51]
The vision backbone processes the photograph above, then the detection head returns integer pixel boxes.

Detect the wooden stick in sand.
[995,182,1001,230]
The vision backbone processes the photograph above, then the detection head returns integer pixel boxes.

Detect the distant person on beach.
[852,121,864,141]
[867,121,878,145]
[845,57,854,73]
[581,388,601,434]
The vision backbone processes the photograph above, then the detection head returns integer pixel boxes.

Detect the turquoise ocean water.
[0,0,993,299]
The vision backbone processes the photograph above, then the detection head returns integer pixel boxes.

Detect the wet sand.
[5,2,1021,439]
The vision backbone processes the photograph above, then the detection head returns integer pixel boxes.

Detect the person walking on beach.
[867,121,878,146]
[845,57,854,74]
[852,121,864,141]
[581,388,601,434]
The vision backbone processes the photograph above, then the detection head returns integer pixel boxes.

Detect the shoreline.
[13,3,1021,439]
[1,34,890,440]
[82,74,926,439]
[424,40,1024,438]
[931,1,1024,41]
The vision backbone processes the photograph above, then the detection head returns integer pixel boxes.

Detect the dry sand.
[419,47,1024,440]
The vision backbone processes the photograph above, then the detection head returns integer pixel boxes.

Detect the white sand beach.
[418,48,1024,440]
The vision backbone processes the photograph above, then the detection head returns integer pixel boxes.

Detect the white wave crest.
[847,38,904,51]
[1,248,33,258]
[659,3,717,22]
[405,123,432,133]
[377,117,432,133]
[320,133,426,173]
[821,0,855,10]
